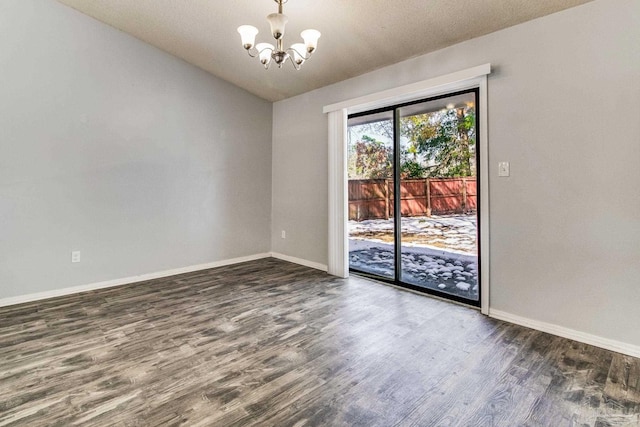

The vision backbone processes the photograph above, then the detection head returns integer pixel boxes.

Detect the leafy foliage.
[402,106,476,177]
[348,135,392,179]
[348,103,476,179]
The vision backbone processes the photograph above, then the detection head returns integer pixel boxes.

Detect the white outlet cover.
[71,251,81,263]
[498,161,510,177]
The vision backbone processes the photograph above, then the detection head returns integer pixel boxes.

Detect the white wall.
[272,0,640,347]
[0,0,272,299]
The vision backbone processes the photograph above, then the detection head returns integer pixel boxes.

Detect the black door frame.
[348,88,481,308]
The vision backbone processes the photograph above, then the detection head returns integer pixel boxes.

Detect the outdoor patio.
[349,214,479,300]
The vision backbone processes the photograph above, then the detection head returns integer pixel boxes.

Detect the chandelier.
[237,0,321,70]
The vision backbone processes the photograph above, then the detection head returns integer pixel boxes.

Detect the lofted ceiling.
[56,0,593,102]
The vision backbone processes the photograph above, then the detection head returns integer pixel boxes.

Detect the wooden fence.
[349,177,476,221]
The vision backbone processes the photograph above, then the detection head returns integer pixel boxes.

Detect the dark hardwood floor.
[0,258,638,426]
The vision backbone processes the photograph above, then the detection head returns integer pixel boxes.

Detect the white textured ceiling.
[56,0,593,102]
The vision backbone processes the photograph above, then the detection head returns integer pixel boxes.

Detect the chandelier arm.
[246,45,272,59]
[246,46,259,58]
[285,46,312,61]
[286,53,302,71]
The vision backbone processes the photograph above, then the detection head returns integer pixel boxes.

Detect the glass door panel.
[347,89,480,306]
[398,92,479,302]
[347,111,395,280]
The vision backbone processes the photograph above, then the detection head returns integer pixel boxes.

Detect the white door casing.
[324,64,491,314]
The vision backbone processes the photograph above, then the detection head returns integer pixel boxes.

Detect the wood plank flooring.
[0,258,639,426]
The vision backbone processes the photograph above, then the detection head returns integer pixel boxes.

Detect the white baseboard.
[0,253,271,308]
[489,309,640,358]
[270,252,328,272]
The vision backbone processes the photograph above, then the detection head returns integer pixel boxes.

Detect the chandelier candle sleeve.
[237,0,320,70]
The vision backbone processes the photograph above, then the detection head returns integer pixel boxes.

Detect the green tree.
[348,135,392,179]
[400,144,428,178]
[348,104,476,180]
[402,106,476,177]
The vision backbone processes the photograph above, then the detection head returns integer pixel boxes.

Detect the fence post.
[461,178,467,213]
[425,178,432,216]
[384,179,390,220]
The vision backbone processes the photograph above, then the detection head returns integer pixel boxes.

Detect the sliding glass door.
[347,110,395,280]
[347,89,480,306]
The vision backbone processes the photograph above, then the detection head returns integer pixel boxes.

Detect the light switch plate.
[498,162,510,177]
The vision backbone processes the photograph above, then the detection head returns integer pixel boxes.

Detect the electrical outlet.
[71,251,81,263]
[281,230,286,239]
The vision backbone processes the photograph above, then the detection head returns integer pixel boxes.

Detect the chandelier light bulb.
[237,25,259,50]
[267,13,288,40]
[301,29,321,53]
[290,43,306,65]
[256,43,274,66]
